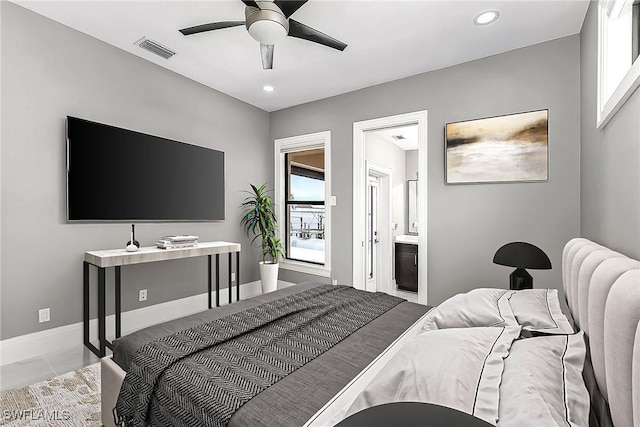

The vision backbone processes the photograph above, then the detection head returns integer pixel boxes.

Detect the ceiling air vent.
[134,37,176,60]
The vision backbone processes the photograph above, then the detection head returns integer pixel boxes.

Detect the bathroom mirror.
[407,180,418,234]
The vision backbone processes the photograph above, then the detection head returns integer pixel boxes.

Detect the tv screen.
[67,116,225,221]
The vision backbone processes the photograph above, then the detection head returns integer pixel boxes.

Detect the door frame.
[365,175,379,293]
[352,110,428,305]
[365,162,393,294]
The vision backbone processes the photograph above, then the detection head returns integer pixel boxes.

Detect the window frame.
[274,131,332,278]
[597,0,640,129]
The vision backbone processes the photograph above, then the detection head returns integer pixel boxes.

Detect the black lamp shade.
[493,242,552,270]
[493,242,551,290]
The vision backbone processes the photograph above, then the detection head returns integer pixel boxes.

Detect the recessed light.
[474,10,499,26]
[262,85,275,92]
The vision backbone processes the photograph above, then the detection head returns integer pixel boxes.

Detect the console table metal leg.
[83,262,101,357]
[236,251,240,301]
[83,262,90,347]
[98,267,106,357]
[208,255,212,309]
[115,266,121,339]
[215,254,220,307]
[228,253,232,304]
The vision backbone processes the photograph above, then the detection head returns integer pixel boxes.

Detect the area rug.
[0,363,101,426]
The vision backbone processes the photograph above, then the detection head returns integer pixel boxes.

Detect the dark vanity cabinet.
[395,243,418,292]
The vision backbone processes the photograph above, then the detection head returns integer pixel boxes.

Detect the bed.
[101,238,640,427]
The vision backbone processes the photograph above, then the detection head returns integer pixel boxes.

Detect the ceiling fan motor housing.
[245,2,289,45]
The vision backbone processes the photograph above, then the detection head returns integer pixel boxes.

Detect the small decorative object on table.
[125,224,140,252]
[157,235,199,249]
[493,241,552,290]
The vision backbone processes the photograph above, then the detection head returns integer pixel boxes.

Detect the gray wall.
[1,3,270,339]
[580,2,640,259]
[271,36,581,305]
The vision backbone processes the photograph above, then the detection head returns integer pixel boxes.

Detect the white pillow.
[507,289,574,334]
[497,332,589,426]
[421,288,516,331]
[345,326,522,425]
[422,288,574,334]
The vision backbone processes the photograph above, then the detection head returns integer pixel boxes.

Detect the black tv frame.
[65,117,226,223]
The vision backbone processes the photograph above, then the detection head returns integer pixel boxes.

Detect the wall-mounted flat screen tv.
[67,116,225,221]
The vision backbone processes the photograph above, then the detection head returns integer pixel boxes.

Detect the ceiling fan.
[179,0,347,70]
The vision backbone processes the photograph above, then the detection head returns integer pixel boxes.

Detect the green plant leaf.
[239,183,282,260]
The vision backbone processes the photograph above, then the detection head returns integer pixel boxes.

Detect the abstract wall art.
[445,109,549,184]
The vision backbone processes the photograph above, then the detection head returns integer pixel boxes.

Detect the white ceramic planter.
[259,262,279,293]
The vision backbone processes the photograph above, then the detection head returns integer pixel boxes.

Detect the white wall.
[364,133,407,236]
[406,150,418,181]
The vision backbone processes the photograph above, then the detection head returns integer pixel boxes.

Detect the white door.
[366,176,379,292]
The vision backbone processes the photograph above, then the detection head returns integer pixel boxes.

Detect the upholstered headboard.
[562,238,640,427]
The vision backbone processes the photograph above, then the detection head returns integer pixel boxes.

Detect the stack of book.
[157,235,199,249]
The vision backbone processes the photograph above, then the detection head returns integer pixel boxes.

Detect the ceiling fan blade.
[288,19,347,51]
[179,21,245,36]
[241,0,260,8]
[261,44,274,70]
[274,0,308,18]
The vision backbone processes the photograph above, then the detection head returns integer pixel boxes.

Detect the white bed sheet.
[304,289,586,427]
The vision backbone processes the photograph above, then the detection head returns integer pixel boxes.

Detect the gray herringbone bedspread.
[114,285,403,427]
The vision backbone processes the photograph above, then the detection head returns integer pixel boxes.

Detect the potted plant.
[240,183,285,293]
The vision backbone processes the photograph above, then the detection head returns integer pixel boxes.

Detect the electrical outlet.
[38,308,50,323]
[332,279,338,286]
[139,289,147,302]
[231,272,236,282]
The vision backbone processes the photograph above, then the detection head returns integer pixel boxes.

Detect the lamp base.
[510,268,533,290]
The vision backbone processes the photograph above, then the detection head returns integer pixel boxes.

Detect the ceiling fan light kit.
[179,0,347,70]
[245,2,289,45]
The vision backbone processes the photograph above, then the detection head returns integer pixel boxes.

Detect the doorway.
[352,111,428,306]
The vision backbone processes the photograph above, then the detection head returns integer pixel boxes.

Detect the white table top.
[85,241,241,268]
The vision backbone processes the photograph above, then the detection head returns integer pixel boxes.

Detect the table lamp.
[493,242,552,290]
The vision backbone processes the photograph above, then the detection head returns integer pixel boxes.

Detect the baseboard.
[0,280,295,366]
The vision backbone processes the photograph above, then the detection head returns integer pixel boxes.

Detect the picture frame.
[445,109,549,184]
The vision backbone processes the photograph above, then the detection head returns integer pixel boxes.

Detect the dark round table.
[335,402,494,427]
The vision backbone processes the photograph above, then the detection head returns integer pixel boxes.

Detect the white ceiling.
[13,1,589,112]
[367,124,419,151]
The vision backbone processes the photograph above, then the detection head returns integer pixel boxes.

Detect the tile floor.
[0,345,101,392]
[395,288,419,303]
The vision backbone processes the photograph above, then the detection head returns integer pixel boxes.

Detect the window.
[274,132,331,277]
[597,0,640,128]
[286,151,326,264]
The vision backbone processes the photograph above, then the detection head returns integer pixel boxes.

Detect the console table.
[83,241,241,357]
